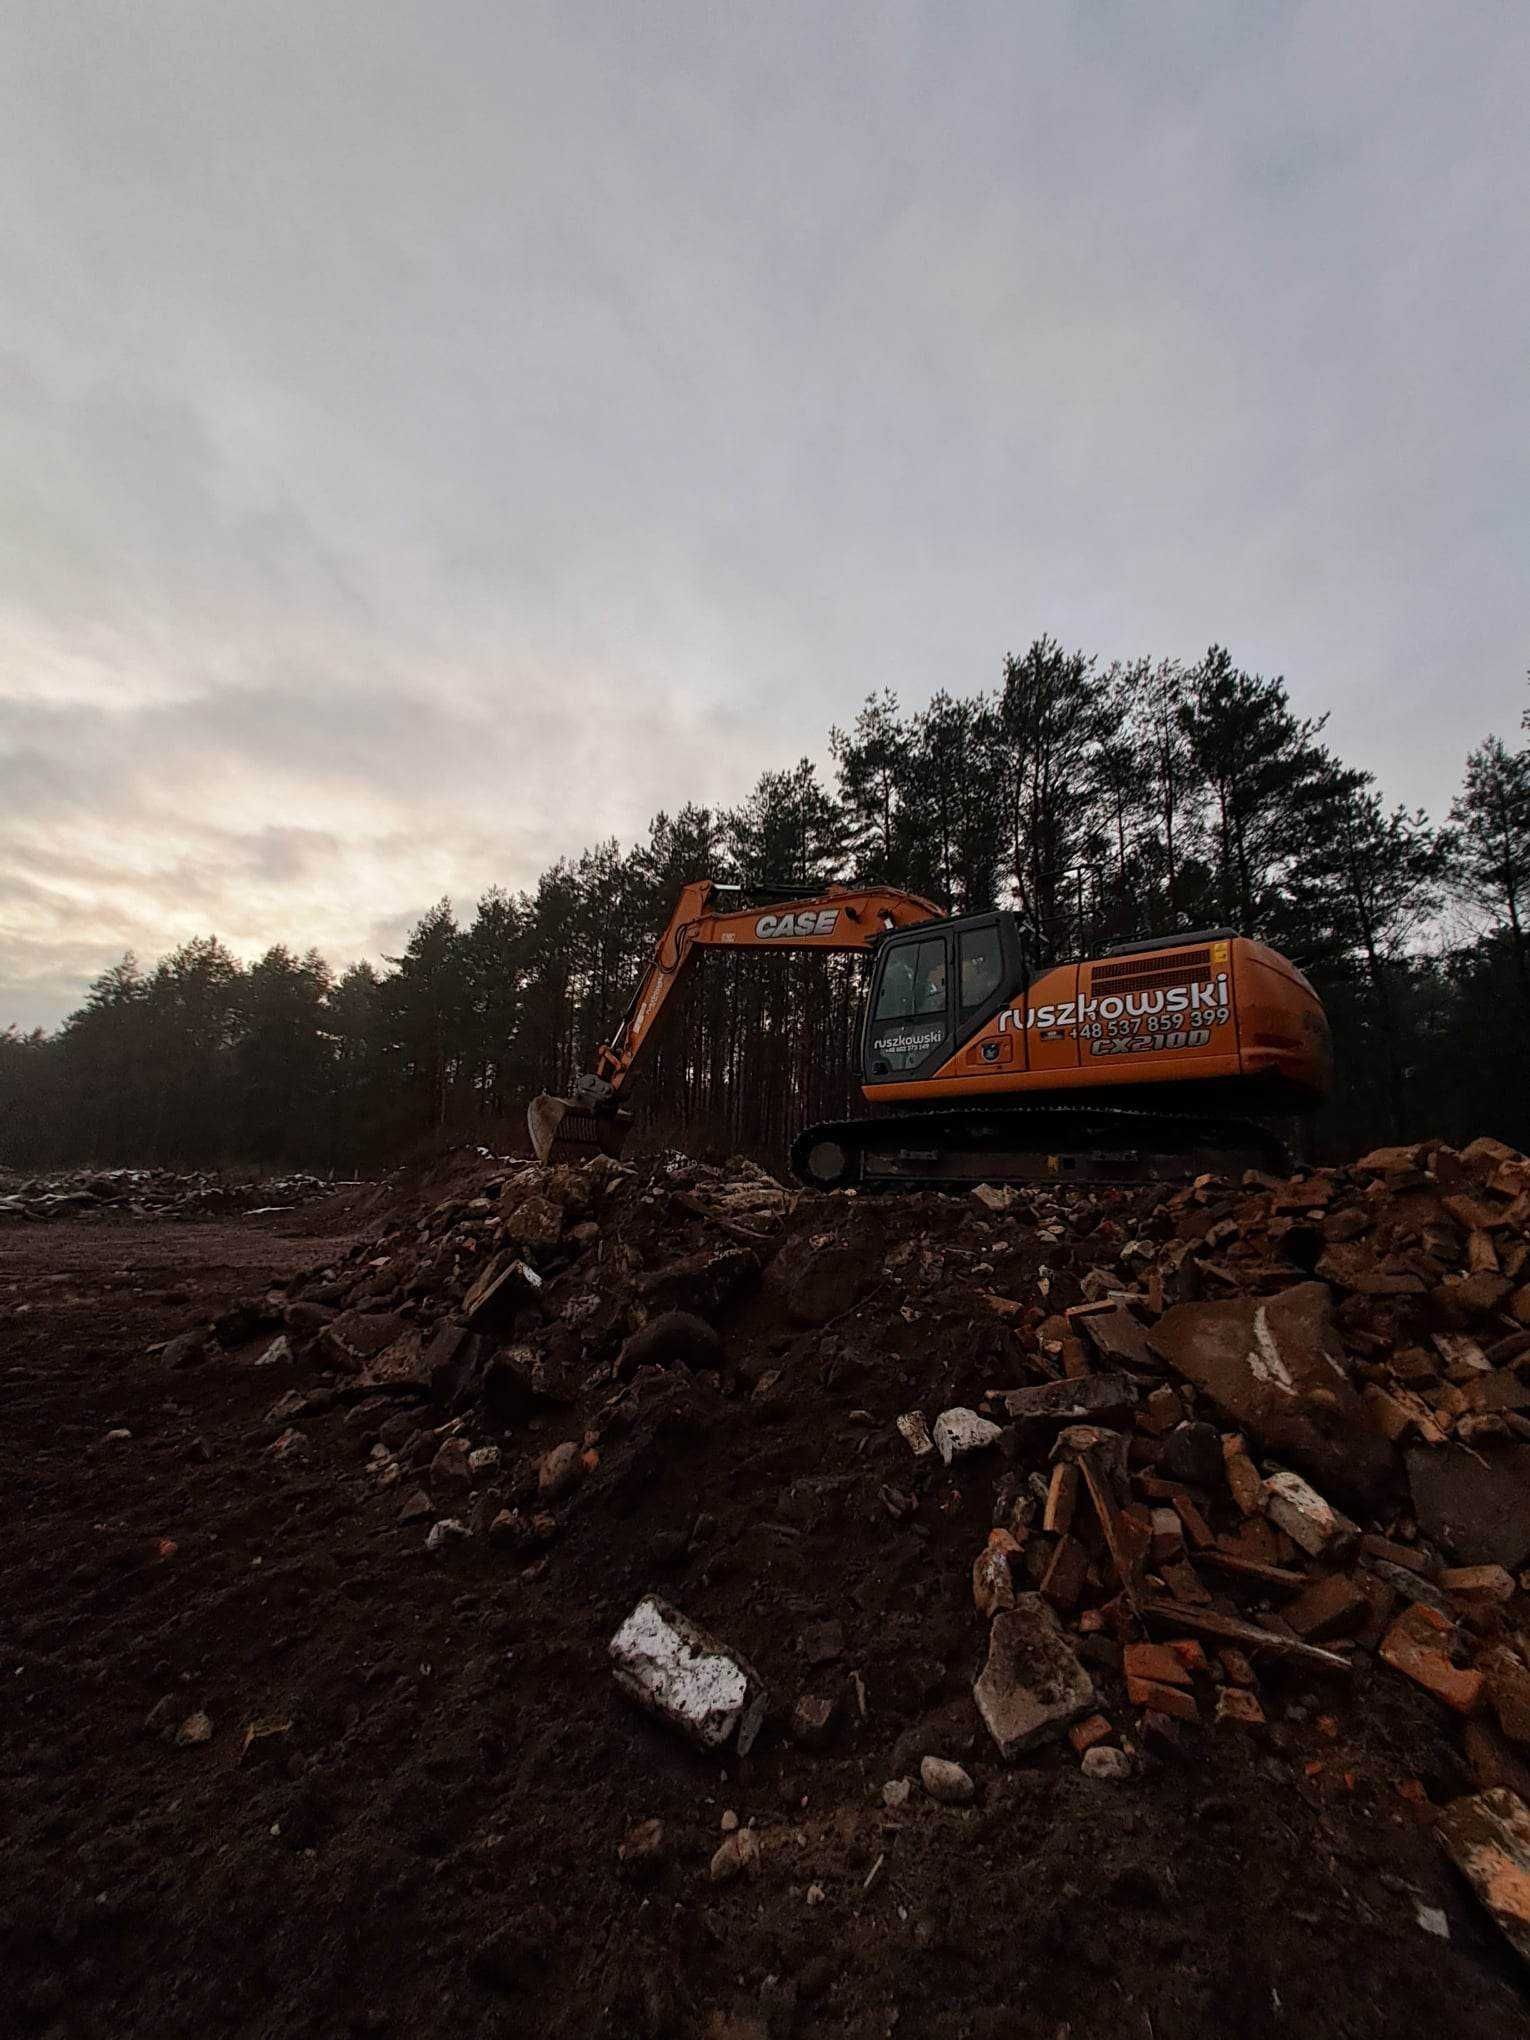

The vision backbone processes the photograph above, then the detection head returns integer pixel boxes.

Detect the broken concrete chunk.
[1077,1305,1155,1368]
[1148,1282,1392,1506]
[462,1255,542,1332]
[1407,1444,1530,1570]
[974,1593,1097,1759]
[1437,1788,1530,1963]
[897,1409,935,1459]
[1261,1469,1358,1557]
[609,1594,767,1755]
[320,1309,408,1373]
[996,1373,1137,1426]
[358,1326,432,1391]
[933,1407,1003,1465]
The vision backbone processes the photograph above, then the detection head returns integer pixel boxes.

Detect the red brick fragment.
[1215,1686,1266,1729]
[1123,1641,1191,1688]
[1068,1713,1113,1755]
[1282,1572,1369,1641]
[1127,1675,1200,1723]
[1380,1603,1484,1715]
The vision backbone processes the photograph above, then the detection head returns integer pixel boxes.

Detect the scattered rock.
[538,1441,583,1501]
[974,1594,1098,1758]
[616,1311,724,1375]
[920,1756,975,1804]
[708,1828,761,1882]
[1081,1745,1132,1780]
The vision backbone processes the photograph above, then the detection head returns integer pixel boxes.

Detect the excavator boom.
[528,880,942,1163]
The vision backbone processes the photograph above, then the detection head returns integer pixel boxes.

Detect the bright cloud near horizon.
[2,1,1525,1031]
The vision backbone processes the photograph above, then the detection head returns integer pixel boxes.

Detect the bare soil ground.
[4,1199,1529,2039]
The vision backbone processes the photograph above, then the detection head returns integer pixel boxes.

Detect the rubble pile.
[177,1133,1530,1969]
[0,1166,335,1222]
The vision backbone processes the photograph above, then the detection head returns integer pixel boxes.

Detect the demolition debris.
[123,1132,1530,1977]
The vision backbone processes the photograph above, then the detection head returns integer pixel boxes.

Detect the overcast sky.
[1,1,1525,1030]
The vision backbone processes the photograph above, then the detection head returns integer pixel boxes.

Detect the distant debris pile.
[0,1167,335,1223]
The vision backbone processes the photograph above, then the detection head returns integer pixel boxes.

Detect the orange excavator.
[527,880,1333,1188]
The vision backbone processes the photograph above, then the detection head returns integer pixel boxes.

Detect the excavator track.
[789,1102,1292,1192]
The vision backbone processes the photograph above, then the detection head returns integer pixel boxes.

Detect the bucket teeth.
[527,1094,631,1166]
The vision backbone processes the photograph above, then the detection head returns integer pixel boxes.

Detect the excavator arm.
[528,879,942,1162]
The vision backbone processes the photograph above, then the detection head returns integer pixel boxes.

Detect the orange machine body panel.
[862,934,1330,1112]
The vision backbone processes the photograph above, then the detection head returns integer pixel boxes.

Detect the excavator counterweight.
[527,880,1333,1186]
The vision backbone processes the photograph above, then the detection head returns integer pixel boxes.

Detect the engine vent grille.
[1088,948,1212,995]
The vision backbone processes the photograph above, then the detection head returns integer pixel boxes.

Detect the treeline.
[3,640,1527,1170]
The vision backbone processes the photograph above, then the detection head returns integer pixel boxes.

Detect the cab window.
[959,926,1003,1015]
[873,937,948,1023]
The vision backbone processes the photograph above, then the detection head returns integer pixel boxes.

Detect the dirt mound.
[6,1139,1530,2036]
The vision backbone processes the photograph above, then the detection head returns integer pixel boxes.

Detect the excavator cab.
[862,912,1027,1082]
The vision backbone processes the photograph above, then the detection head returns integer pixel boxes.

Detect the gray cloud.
[1,0,1525,1028]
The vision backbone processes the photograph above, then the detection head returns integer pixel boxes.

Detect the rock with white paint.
[609,1594,768,1755]
[254,1335,292,1367]
[1262,1468,1358,1558]
[933,1407,1004,1466]
[425,1517,470,1553]
[1146,1281,1392,1505]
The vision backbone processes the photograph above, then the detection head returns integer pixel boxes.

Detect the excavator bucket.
[527,1093,632,1167]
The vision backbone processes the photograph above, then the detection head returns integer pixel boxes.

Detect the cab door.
[863,929,954,1080]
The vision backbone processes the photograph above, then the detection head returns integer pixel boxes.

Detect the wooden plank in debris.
[1198,1551,1308,1591]
[1137,1596,1354,1674]
[1077,1446,1146,1611]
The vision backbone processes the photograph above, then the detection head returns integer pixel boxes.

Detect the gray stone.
[920,1756,975,1804]
[161,1331,208,1370]
[1081,1745,1132,1780]
[974,1594,1097,1758]
[538,1441,582,1500]
[429,1437,472,1489]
